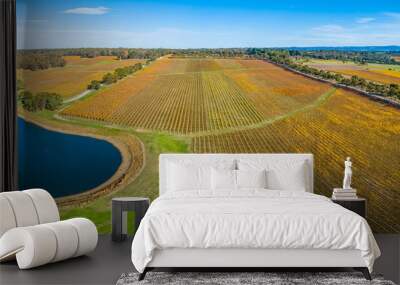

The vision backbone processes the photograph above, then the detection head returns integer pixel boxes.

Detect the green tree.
[114,68,128,79]
[44,93,63,110]
[387,84,400,98]
[35,92,49,110]
[16,79,24,92]
[20,91,34,111]
[102,73,117,85]
[20,91,63,112]
[88,80,101,90]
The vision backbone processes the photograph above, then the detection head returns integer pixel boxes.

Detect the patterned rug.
[117,271,395,285]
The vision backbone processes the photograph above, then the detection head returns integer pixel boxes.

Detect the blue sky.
[17,0,400,49]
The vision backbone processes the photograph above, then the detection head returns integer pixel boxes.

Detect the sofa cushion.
[24,189,60,224]
[0,218,98,269]
[0,192,39,227]
[0,196,17,238]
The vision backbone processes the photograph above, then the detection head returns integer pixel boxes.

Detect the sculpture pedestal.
[332,188,357,200]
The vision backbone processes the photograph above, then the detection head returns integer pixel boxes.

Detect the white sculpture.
[343,157,352,190]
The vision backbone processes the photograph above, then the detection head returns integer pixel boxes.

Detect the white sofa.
[0,189,98,269]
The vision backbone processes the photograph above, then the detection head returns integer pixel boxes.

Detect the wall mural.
[17,0,400,233]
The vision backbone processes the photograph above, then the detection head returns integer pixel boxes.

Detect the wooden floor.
[0,234,399,285]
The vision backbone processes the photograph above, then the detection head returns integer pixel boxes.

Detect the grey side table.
[112,197,150,242]
[332,197,366,218]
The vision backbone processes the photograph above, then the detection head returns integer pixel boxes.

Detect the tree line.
[264,50,400,100]
[16,48,163,71]
[17,53,66,71]
[18,91,63,112]
[18,47,400,63]
[171,48,250,58]
[287,50,399,65]
[60,48,172,60]
[87,62,143,90]
[18,48,173,61]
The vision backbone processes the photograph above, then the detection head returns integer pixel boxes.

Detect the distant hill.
[284,46,400,52]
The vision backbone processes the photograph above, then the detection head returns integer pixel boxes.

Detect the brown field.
[142,58,245,75]
[18,56,145,98]
[306,59,400,85]
[192,88,400,233]
[62,58,331,134]
[319,68,400,85]
[224,60,330,117]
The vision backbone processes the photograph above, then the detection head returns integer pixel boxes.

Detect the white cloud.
[384,12,400,19]
[63,6,110,15]
[312,25,344,33]
[356,17,375,24]
[307,19,400,46]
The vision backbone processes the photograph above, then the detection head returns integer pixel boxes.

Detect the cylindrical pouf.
[0,196,17,238]
[0,226,57,269]
[42,221,79,262]
[0,218,97,269]
[64,218,98,257]
[0,191,39,227]
[24,189,60,224]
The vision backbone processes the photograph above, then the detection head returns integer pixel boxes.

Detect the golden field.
[18,56,145,98]
[304,59,400,85]
[62,58,331,134]
[192,88,400,233]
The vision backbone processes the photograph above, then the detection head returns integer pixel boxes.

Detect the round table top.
[112,197,149,202]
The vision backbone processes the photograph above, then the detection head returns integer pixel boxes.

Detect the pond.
[18,117,122,198]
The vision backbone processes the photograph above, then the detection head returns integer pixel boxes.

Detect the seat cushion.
[0,226,57,269]
[0,196,17,237]
[0,218,98,269]
[0,191,39,227]
[42,221,79,262]
[64,218,98,257]
[24,189,60,224]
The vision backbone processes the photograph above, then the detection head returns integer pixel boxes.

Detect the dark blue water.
[18,118,122,198]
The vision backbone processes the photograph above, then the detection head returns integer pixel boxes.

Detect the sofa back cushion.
[0,189,59,238]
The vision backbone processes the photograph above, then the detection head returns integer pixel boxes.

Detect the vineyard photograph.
[14,0,400,236]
